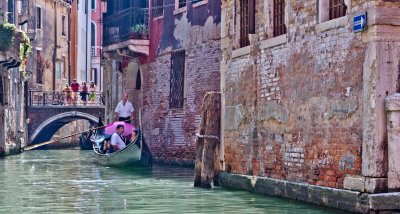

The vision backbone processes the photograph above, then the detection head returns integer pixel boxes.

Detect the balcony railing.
[103,7,149,47]
[29,90,104,106]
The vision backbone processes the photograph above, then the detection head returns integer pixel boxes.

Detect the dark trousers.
[119,117,131,124]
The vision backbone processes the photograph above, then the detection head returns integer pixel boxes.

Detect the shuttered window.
[170,50,185,108]
[239,0,250,47]
[273,0,286,37]
[329,0,347,20]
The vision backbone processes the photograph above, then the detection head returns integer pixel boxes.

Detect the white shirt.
[110,133,126,151]
[115,101,134,118]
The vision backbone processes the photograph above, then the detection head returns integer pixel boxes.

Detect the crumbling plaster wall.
[141,0,221,165]
[221,0,379,188]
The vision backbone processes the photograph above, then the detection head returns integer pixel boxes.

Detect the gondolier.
[115,94,135,124]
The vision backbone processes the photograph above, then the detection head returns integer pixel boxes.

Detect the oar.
[23,118,133,151]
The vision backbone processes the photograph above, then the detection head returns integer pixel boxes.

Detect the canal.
[0,150,348,213]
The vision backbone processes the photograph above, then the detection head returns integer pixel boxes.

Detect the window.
[170,50,185,108]
[135,69,141,90]
[239,0,249,47]
[62,15,66,36]
[91,68,98,85]
[318,0,347,23]
[91,0,95,10]
[192,0,202,4]
[8,0,14,24]
[56,62,62,80]
[91,22,96,46]
[36,50,43,84]
[178,0,186,8]
[153,0,163,17]
[329,0,347,20]
[36,7,42,29]
[273,0,286,37]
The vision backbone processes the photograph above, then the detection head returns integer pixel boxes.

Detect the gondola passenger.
[110,124,126,151]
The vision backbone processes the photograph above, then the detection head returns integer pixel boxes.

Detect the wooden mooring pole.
[194,92,221,189]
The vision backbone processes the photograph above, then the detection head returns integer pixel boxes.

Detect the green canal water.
[0,150,348,213]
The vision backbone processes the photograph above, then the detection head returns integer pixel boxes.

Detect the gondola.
[79,129,94,150]
[91,124,153,167]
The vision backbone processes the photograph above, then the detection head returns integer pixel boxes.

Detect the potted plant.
[130,24,142,39]
[141,24,149,39]
[0,23,15,51]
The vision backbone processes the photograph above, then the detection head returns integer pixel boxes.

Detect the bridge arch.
[29,111,99,145]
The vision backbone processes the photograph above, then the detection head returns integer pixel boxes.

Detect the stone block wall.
[221,0,398,188]
[142,40,221,165]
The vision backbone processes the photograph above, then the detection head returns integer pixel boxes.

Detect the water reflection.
[0,151,348,213]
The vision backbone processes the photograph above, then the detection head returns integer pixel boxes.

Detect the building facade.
[71,0,91,83]
[220,0,400,193]
[23,0,71,91]
[0,0,32,155]
[102,0,221,165]
[90,0,105,91]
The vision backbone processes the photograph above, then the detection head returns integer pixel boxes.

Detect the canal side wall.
[219,172,400,213]
[139,0,222,165]
[221,0,400,192]
[0,31,28,157]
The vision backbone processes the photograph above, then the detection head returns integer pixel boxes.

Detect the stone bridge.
[27,91,105,145]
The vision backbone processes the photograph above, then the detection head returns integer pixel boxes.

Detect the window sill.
[316,16,348,32]
[153,15,164,21]
[173,7,187,15]
[193,1,208,8]
[259,34,287,49]
[232,46,251,58]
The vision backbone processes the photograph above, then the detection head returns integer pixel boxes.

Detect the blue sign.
[353,12,367,33]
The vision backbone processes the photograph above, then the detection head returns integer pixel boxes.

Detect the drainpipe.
[67,6,71,83]
[53,1,57,90]
[85,0,88,82]
[16,69,21,150]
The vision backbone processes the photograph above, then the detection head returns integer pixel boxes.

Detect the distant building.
[71,0,91,84]
[102,0,221,165]
[21,0,72,91]
[90,0,105,91]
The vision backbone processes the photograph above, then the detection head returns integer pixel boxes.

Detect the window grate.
[178,0,186,8]
[273,0,286,37]
[329,0,347,20]
[153,0,163,17]
[239,0,249,47]
[170,50,185,109]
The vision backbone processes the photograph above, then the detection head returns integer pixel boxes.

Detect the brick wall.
[142,40,221,165]
[222,0,372,188]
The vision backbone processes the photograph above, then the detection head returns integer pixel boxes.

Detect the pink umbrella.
[104,122,135,136]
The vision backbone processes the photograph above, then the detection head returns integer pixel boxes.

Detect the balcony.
[103,7,149,56]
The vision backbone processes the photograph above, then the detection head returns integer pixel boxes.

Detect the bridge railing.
[28,90,104,107]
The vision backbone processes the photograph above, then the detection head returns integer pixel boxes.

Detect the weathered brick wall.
[222,0,373,188]
[142,40,221,165]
